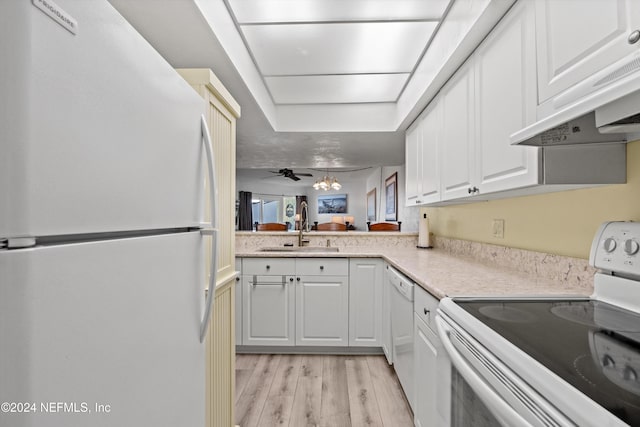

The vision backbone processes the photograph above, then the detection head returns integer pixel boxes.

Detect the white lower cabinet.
[242,274,296,346]
[382,264,393,363]
[349,258,383,347]
[235,259,242,346]
[235,276,242,345]
[239,257,352,348]
[296,275,349,346]
[414,315,439,427]
[413,286,443,427]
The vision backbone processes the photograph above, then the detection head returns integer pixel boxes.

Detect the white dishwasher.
[388,266,415,410]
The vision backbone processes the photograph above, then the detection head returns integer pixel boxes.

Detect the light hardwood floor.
[235,354,413,427]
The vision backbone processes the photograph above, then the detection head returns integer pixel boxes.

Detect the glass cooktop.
[458,299,640,426]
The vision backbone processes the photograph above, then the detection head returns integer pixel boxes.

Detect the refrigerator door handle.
[200,115,218,343]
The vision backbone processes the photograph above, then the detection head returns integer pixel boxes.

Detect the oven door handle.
[436,316,533,427]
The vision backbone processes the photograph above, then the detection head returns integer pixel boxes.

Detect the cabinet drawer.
[296,258,348,276]
[414,286,439,331]
[242,258,295,276]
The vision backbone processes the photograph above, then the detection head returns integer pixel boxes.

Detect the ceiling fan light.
[331,177,341,190]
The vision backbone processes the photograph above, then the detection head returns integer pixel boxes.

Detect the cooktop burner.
[458,298,640,425]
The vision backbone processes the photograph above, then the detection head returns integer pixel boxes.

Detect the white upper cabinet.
[474,0,539,194]
[405,121,421,205]
[405,102,441,206]
[419,102,441,204]
[536,0,640,106]
[440,61,475,201]
[404,0,628,206]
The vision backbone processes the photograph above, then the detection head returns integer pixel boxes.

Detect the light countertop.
[236,246,594,300]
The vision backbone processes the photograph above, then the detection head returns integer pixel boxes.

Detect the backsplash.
[433,236,595,290]
[235,231,419,252]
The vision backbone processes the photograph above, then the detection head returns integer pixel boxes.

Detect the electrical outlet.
[492,219,505,239]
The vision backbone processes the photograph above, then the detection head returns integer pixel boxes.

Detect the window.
[251,194,297,229]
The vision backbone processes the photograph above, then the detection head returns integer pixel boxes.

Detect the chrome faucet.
[298,201,309,247]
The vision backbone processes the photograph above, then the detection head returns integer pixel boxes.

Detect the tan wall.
[424,139,640,259]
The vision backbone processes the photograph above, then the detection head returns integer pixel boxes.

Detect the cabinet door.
[405,121,421,206]
[235,258,242,346]
[536,0,640,104]
[235,276,242,345]
[414,315,439,427]
[441,62,475,201]
[419,101,442,204]
[243,275,295,346]
[475,0,540,194]
[349,259,383,347]
[382,265,393,364]
[296,276,349,346]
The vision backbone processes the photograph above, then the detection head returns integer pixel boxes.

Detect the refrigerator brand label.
[32,0,77,35]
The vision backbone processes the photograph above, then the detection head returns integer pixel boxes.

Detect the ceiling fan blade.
[289,175,301,181]
[296,173,313,177]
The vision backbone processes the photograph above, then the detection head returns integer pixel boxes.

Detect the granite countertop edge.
[236,247,594,300]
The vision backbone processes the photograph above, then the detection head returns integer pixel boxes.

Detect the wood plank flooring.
[235,354,413,427]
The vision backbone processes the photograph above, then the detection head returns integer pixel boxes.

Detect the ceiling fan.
[269,168,313,181]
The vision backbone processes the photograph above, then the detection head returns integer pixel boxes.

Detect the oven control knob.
[623,366,637,382]
[603,237,617,253]
[624,239,639,256]
[602,355,615,369]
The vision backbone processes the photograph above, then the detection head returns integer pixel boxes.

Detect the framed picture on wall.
[385,172,397,221]
[366,188,376,221]
[317,194,348,214]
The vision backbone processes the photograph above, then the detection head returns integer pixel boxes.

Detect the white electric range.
[437,221,640,426]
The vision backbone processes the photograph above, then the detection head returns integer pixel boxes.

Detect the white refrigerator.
[0,1,217,426]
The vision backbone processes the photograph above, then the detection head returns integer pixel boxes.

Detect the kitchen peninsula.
[236,231,594,299]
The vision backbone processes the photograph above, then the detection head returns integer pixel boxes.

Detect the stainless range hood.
[511,84,640,147]
[596,89,640,134]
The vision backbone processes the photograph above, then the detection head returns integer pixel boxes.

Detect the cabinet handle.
[424,308,430,316]
[251,275,286,286]
[320,265,324,271]
[629,29,640,44]
[266,265,270,270]
[468,186,479,194]
[236,277,240,282]
[415,200,422,204]
[289,277,294,282]
[296,277,301,282]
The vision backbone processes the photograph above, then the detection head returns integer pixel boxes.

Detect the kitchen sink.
[259,246,339,253]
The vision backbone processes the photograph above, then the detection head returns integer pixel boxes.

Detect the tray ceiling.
[226,0,447,106]
[108,0,513,168]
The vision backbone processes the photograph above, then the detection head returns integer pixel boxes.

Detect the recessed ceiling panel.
[242,22,438,75]
[265,74,409,104]
[228,0,450,23]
